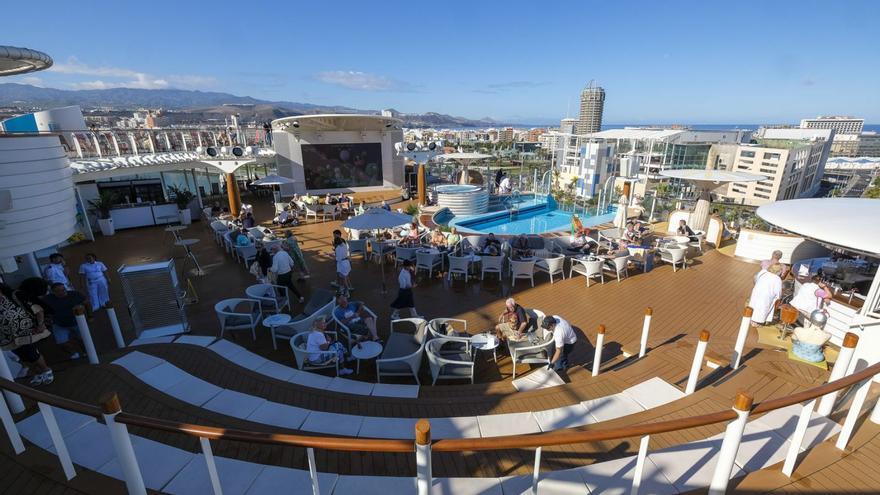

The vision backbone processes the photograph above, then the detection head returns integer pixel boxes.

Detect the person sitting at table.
[567,230,597,255]
[250,242,272,283]
[305,316,353,375]
[512,234,532,258]
[218,207,232,220]
[275,207,296,226]
[430,228,447,249]
[601,241,630,270]
[242,212,256,229]
[480,233,502,255]
[623,222,640,244]
[494,297,530,342]
[790,275,832,316]
[446,227,462,251]
[333,293,380,341]
[234,227,252,247]
[381,200,391,211]
[676,219,699,242]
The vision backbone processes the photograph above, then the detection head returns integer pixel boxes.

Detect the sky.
[3,0,879,124]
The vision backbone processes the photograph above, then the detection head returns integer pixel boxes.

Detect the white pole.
[0,388,24,454]
[0,352,25,413]
[731,307,753,370]
[38,402,76,480]
[817,332,859,416]
[74,306,99,364]
[835,374,872,451]
[708,392,753,495]
[307,447,320,495]
[649,191,657,223]
[781,398,817,477]
[200,437,224,495]
[871,393,880,424]
[631,435,650,495]
[638,308,652,358]
[102,394,147,495]
[415,419,432,495]
[531,446,542,495]
[592,325,606,377]
[105,304,126,349]
[686,330,710,395]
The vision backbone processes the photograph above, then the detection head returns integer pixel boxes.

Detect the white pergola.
[440,152,493,185]
[660,169,766,231]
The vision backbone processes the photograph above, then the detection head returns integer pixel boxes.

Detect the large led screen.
[301,143,383,189]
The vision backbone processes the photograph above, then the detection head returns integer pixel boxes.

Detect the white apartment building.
[715,128,833,206]
[800,115,864,135]
[554,134,616,197]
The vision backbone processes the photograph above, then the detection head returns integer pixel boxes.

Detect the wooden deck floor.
[3,195,877,493]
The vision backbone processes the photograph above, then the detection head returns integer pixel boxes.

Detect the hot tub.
[434,184,489,215]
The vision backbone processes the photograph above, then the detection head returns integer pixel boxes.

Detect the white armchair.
[480,255,504,280]
[245,284,290,314]
[415,251,442,278]
[395,246,418,267]
[603,256,630,283]
[570,259,604,286]
[348,239,367,261]
[509,327,556,379]
[332,302,377,349]
[376,318,428,384]
[290,331,339,374]
[322,204,339,221]
[304,204,320,223]
[236,245,257,266]
[688,232,705,254]
[210,220,229,245]
[535,255,566,283]
[269,289,336,349]
[427,318,470,355]
[426,338,474,385]
[447,255,471,281]
[214,298,262,340]
[660,247,687,272]
[509,259,536,287]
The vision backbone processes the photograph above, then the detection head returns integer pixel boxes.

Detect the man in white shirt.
[542,315,577,371]
[270,245,304,302]
[43,253,74,290]
[499,175,511,193]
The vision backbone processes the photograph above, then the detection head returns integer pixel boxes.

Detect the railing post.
[531,446,542,495]
[592,325,606,377]
[306,447,320,495]
[631,435,650,495]
[0,352,25,413]
[781,398,817,477]
[415,419,432,495]
[101,393,146,495]
[105,303,126,349]
[731,307,753,370]
[686,330,710,395]
[638,308,652,358]
[200,437,223,495]
[38,402,77,480]
[74,306,99,364]
[708,391,753,495]
[817,332,859,416]
[835,370,872,451]
[0,386,24,454]
[871,393,880,425]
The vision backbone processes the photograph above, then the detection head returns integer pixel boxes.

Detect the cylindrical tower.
[577,82,605,135]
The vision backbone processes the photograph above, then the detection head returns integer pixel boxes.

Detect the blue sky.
[4,0,879,124]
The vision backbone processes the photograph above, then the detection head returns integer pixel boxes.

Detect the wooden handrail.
[1,360,878,455]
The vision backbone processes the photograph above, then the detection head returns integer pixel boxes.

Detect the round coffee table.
[351,340,383,374]
[262,313,292,350]
[471,332,499,362]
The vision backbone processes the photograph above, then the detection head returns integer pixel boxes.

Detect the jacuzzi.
[434,184,489,215]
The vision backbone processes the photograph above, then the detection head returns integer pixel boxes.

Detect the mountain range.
[0,83,502,128]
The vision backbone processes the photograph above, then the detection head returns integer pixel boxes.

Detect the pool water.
[451,203,615,235]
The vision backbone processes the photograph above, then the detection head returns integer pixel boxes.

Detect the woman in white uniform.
[78,253,110,311]
[748,263,783,326]
[333,230,353,293]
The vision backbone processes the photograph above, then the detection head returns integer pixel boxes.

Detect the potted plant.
[169,185,196,225]
[88,191,115,236]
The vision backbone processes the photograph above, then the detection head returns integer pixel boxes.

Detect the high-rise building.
[800,116,864,135]
[577,82,605,134]
[559,118,578,133]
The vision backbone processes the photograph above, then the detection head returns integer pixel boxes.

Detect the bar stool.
[778,304,798,340]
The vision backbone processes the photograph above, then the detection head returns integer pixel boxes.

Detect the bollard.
[686,330,710,395]
[101,393,146,495]
[592,325,606,377]
[816,332,858,416]
[0,352,25,413]
[708,392,753,495]
[638,308,652,358]
[105,303,126,349]
[415,419,432,495]
[731,307,753,370]
[74,306,99,364]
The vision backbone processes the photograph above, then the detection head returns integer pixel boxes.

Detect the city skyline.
[2,0,879,123]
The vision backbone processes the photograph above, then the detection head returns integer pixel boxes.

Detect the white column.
[531,446,542,495]
[870,393,880,425]
[102,394,147,495]
[731,307,753,370]
[817,332,858,416]
[74,306,99,364]
[307,447,320,495]
[200,437,223,495]
[781,398,817,477]
[0,388,24,454]
[415,419,432,495]
[38,402,76,480]
[0,352,24,413]
[638,308,652,358]
[105,304,126,349]
[686,330,710,395]
[631,435,650,495]
[592,325,606,377]
[836,374,872,451]
[708,392,753,495]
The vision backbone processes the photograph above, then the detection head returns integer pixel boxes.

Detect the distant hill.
[0,83,504,128]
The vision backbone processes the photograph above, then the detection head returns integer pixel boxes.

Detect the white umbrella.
[251,174,296,186]
[342,208,414,292]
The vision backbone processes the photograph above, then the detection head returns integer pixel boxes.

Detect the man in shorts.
[40,282,87,359]
[494,298,531,342]
[333,293,379,341]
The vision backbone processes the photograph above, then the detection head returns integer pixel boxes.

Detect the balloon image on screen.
[302,143,383,189]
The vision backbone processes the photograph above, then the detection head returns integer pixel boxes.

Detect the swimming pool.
[450,203,616,235]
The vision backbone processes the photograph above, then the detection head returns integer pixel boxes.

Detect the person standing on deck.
[284,231,311,280]
[332,230,353,294]
[270,244,305,303]
[43,253,74,291]
[78,253,110,312]
[390,260,417,320]
[748,263,784,327]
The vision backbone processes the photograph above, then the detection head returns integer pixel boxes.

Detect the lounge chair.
[480,255,504,280]
[270,288,335,350]
[603,256,630,283]
[245,284,290,314]
[570,259,604,286]
[426,338,474,385]
[332,301,378,350]
[290,331,339,375]
[214,298,262,340]
[659,247,687,272]
[535,255,566,283]
[376,318,428,384]
[509,259,536,287]
[509,326,555,379]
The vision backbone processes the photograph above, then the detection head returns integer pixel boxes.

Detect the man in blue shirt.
[41,283,88,360]
[333,293,379,341]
